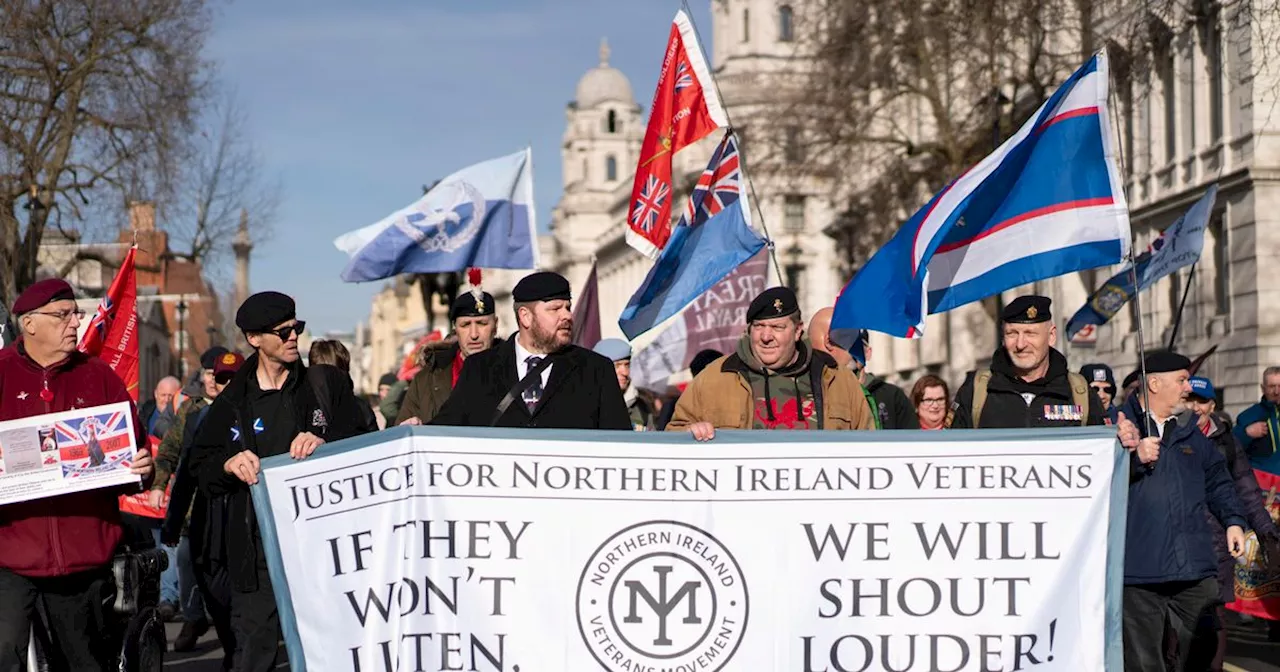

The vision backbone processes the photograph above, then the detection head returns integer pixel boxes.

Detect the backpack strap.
[971,370,993,428]
[807,362,826,430]
[1066,372,1091,426]
[861,385,881,430]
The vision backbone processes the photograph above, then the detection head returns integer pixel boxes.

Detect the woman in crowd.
[911,374,951,430]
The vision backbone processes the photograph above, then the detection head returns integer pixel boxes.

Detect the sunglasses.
[264,321,305,341]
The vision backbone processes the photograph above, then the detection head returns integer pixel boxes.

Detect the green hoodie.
[734,334,817,429]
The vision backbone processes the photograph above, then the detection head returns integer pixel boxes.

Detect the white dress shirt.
[513,337,553,389]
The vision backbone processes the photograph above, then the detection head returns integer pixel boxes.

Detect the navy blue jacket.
[1123,394,1248,585]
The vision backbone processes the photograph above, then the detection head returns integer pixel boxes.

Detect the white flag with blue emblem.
[334,148,538,282]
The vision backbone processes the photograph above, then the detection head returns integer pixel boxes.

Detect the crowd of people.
[0,269,1277,672]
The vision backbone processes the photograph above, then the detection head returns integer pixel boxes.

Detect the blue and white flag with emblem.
[334,148,538,282]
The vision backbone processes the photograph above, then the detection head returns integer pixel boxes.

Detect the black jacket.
[865,374,919,429]
[188,357,375,590]
[950,348,1106,429]
[431,336,631,429]
[1121,394,1247,585]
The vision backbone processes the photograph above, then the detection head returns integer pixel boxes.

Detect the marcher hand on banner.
[399,417,422,426]
[1228,525,1247,558]
[290,432,325,459]
[1135,437,1160,464]
[1246,421,1269,439]
[130,448,154,478]
[688,422,716,442]
[224,450,261,485]
[1116,412,1140,448]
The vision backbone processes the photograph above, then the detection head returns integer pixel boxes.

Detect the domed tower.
[563,39,643,194]
[551,39,645,297]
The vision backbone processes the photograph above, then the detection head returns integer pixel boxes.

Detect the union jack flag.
[56,411,133,477]
[630,175,671,233]
[86,297,115,341]
[674,60,693,93]
[680,132,742,227]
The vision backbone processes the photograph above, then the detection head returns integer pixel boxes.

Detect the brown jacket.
[666,350,875,431]
[396,340,462,425]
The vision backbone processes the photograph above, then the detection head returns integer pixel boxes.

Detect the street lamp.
[176,298,188,379]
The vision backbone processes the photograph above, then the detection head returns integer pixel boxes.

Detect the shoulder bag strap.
[808,363,825,430]
[491,355,555,427]
[972,370,993,428]
[1066,372,1090,426]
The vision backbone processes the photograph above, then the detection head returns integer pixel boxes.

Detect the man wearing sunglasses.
[0,278,154,671]
[188,291,374,672]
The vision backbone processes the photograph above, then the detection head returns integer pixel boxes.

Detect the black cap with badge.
[747,287,800,323]
[1080,363,1116,390]
[1001,295,1052,324]
[451,291,495,321]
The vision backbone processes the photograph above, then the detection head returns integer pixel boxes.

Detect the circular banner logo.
[576,521,748,672]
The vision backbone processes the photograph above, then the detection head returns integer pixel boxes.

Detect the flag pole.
[1166,262,1197,350]
[678,0,783,283]
[1104,44,1153,428]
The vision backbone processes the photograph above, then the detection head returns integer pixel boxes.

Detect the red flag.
[77,248,163,518]
[1226,469,1280,619]
[79,246,141,401]
[626,9,728,259]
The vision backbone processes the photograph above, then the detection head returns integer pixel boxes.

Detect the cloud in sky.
[206,0,714,335]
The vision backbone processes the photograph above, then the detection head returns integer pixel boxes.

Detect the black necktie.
[523,356,544,410]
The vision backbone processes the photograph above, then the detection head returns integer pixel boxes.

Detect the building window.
[1161,46,1176,163]
[606,110,618,134]
[784,126,804,163]
[785,264,804,298]
[605,155,617,182]
[1211,213,1230,315]
[741,8,750,43]
[1123,82,1135,176]
[784,195,806,232]
[778,5,794,42]
[1208,18,1224,143]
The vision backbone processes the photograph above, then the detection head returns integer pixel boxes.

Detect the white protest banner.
[0,401,140,506]
[251,427,1126,672]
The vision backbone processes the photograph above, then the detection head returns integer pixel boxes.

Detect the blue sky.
[207,0,713,334]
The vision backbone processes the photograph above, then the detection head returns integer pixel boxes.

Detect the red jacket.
[0,343,147,577]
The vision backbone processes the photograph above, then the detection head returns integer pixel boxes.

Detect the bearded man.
[431,271,630,429]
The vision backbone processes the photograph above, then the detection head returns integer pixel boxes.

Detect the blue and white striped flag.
[333,148,537,282]
[830,51,1130,346]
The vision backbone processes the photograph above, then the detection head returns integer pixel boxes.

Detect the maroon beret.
[13,278,76,316]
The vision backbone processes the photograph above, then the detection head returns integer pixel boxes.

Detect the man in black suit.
[432,271,631,429]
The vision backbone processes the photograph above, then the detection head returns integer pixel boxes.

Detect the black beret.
[451,291,496,320]
[200,346,229,370]
[512,272,571,303]
[13,278,76,315]
[1122,369,1141,389]
[1080,363,1116,388]
[1001,295,1052,324]
[235,291,296,332]
[747,287,800,323]
[1142,350,1191,374]
[378,373,398,387]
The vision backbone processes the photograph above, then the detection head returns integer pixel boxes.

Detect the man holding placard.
[668,286,876,438]
[0,278,153,671]
[431,271,631,430]
[189,291,374,672]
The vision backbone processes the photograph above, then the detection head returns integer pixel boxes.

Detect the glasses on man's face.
[31,309,86,323]
[266,321,306,341]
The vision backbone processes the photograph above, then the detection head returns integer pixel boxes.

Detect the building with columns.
[857,0,1280,417]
